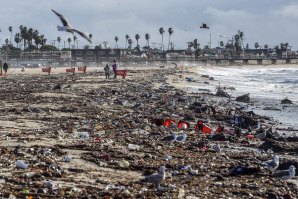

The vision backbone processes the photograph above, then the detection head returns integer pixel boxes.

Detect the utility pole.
[209,33,212,49]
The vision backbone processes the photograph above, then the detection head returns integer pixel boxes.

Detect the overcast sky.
[1,0,298,50]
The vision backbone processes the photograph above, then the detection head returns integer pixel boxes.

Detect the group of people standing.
[104,60,117,79]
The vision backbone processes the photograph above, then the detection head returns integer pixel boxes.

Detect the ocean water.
[192,65,298,129]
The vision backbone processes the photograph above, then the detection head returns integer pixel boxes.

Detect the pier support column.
[216,60,221,65]
[257,59,263,65]
[243,59,248,65]
[229,60,235,65]
[271,59,276,65]
[286,58,291,64]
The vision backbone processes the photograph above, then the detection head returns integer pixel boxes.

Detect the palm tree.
[20,25,28,49]
[8,26,13,45]
[238,30,244,51]
[255,42,259,49]
[73,35,77,49]
[159,27,165,51]
[125,35,130,48]
[34,35,42,49]
[57,37,61,49]
[168,27,173,50]
[27,28,34,46]
[264,44,269,49]
[128,38,133,49]
[67,38,72,49]
[114,36,119,48]
[14,33,22,48]
[5,38,9,47]
[40,35,47,47]
[135,34,140,48]
[193,39,200,58]
[145,33,150,48]
[89,34,93,40]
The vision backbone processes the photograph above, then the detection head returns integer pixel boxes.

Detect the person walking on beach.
[104,64,110,79]
[0,60,2,75]
[3,62,8,75]
[112,60,117,79]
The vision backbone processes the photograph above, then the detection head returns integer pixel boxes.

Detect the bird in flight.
[200,23,209,29]
[51,9,92,43]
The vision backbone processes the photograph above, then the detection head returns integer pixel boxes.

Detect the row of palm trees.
[113,27,174,50]
[1,26,48,50]
[1,25,95,50]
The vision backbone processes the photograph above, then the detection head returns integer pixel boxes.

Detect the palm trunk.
[168,35,171,50]
[161,35,164,51]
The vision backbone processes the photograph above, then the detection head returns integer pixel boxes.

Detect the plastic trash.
[64,156,72,162]
[196,121,212,134]
[246,134,254,139]
[178,188,185,198]
[118,160,130,168]
[16,160,28,169]
[128,144,140,150]
[78,131,89,139]
[105,184,126,190]
[102,153,110,161]
[165,155,173,161]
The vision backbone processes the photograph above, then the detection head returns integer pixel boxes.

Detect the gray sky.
[1,0,298,50]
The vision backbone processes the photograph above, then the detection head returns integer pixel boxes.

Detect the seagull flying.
[71,29,92,43]
[261,155,279,171]
[51,9,92,43]
[143,166,166,187]
[272,165,296,180]
[200,23,209,29]
[51,9,73,33]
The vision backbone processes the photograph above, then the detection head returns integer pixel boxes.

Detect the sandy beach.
[0,64,297,198]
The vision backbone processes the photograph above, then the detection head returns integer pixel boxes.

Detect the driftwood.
[281,98,293,104]
[235,93,250,103]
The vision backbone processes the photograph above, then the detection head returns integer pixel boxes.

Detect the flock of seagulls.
[51,9,92,43]
[162,131,187,145]
[143,130,296,190]
[261,155,296,180]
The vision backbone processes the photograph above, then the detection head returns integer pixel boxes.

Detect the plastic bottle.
[64,156,72,162]
[165,155,173,161]
[16,160,28,169]
[128,144,140,150]
[78,131,89,139]
[118,160,130,168]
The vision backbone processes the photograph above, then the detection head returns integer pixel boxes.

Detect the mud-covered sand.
[0,65,297,198]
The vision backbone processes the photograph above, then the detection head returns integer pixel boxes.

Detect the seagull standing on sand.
[51,9,92,43]
[272,165,296,180]
[261,155,279,172]
[255,129,267,140]
[162,132,177,145]
[212,142,221,153]
[176,132,187,143]
[143,166,166,188]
